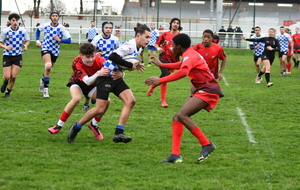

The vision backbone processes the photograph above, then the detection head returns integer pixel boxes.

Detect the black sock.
[6,88,12,95]
[115,128,124,135]
[293,58,297,66]
[297,61,299,67]
[258,71,265,77]
[265,73,270,83]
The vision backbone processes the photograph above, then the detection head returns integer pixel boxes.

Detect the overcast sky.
[1,0,125,14]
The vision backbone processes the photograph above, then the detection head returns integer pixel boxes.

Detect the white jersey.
[91,34,120,60]
[0,26,30,56]
[148,28,159,46]
[37,22,71,56]
[276,33,292,52]
[87,27,98,40]
[104,38,142,75]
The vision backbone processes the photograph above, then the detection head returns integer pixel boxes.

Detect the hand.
[136,63,145,73]
[111,70,123,80]
[266,46,273,50]
[150,56,162,67]
[54,35,61,42]
[98,67,110,77]
[5,46,13,51]
[128,60,140,71]
[157,47,164,54]
[254,45,260,49]
[218,73,223,81]
[95,52,102,57]
[145,77,160,85]
[36,40,41,47]
[23,44,28,51]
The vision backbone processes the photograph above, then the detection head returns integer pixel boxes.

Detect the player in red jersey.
[193,29,226,80]
[285,28,293,74]
[292,27,300,68]
[147,18,182,108]
[47,43,122,139]
[145,33,224,163]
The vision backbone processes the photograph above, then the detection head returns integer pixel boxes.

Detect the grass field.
[0,43,299,190]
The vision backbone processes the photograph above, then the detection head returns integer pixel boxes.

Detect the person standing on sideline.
[212,32,219,44]
[48,43,123,137]
[218,26,226,47]
[243,28,280,87]
[276,26,293,76]
[147,22,159,67]
[67,24,150,144]
[147,18,182,108]
[36,10,72,98]
[192,29,226,81]
[234,27,243,48]
[292,27,300,68]
[0,13,30,98]
[86,21,98,42]
[251,26,265,82]
[227,25,234,48]
[145,33,224,163]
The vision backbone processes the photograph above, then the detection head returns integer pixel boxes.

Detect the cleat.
[1,81,8,93]
[67,124,81,143]
[161,100,168,108]
[4,93,11,99]
[286,72,291,74]
[198,142,216,162]
[88,122,104,140]
[43,88,49,98]
[48,125,62,134]
[82,105,89,111]
[147,85,155,96]
[267,82,273,87]
[91,99,96,104]
[39,79,44,93]
[255,76,262,84]
[160,154,183,163]
[112,134,132,143]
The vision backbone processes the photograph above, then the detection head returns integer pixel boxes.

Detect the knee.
[45,62,52,72]
[126,98,136,108]
[173,111,185,122]
[71,98,81,105]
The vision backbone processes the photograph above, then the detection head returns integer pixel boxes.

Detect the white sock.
[92,118,98,126]
[57,120,64,127]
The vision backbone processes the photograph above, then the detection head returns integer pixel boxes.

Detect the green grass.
[0,44,299,190]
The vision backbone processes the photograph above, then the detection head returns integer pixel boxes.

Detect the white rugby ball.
[118,55,140,70]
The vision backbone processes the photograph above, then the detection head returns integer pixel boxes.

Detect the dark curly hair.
[79,43,96,55]
[8,13,20,21]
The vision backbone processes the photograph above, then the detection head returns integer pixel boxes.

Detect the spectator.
[235,26,243,48]
[218,26,226,46]
[227,25,234,48]
[212,32,219,44]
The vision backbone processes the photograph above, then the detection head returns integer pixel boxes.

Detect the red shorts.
[288,48,293,57]
[189,91,220,111]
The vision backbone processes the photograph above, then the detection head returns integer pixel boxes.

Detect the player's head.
[296,27,299,34]
[90,21,95,27]
[150,22,155,29]
[280,26,285,34]
[255,26,261,35]
[79,43,96,66]
[172,33,191,57]
[169,18,182,31]
[102,21,113,37]
[50,10,60,24]
[8,13,20,28]
[134,24,151,48]
[202,29,213,47]
[285,28,290,34]
[268,28,276,37]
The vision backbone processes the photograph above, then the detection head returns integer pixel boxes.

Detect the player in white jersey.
[251,26,265,83]
[0,13,30,98]
[276,26,293,76]
[86,21,98,42]
[67,24,151,144]
[147,22,159,67]
[35,10,72,98]
[92,21,120,60]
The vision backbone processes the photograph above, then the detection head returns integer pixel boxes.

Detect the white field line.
[236,107,257,144]
[222,76,229,86]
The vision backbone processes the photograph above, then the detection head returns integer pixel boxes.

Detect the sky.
[1,0,125,14]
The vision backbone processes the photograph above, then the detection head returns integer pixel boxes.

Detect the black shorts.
[261,54,275,65]
[278,51,288,58]
[67,82,96,99]
[96,77,129,100]
[253,55,261,63]
[3,55,22,68]
[41,50,58,63]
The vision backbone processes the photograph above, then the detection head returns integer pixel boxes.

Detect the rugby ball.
[118,55,140,70]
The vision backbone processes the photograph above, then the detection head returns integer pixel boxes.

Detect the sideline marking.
[236,107,257,143]
[222,77,229,86]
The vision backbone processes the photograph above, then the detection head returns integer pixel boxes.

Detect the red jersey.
[156,31,180,63]
[293,33,300,52]
[160,48,223,97]
[192,43,226,79]
[68,55,105,87]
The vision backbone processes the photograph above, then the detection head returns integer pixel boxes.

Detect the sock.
[286,62,291,72]
[43,77,50,88]
[75,122,82,129]
[171,122,184,155]
[265,73,270,83]
[160,83,167,102]
[115,125,124,135]
[84,102,90,106]
[293,58,297,66]
[5,88,12,95]
[297,61,299,67]
[258,71,265,77]
[92,117,101,126]
[57,111,71,127]
[190,126,210,146]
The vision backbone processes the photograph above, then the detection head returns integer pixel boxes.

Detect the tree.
[33,0,41,18]
[42,0,67,14]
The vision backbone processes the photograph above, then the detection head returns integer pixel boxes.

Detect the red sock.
[171,122,184,155]
[60,111,70,122]
[94,116,101,122]
[190,126,210,146]
[286,62,292,72]
[160,83,167,102]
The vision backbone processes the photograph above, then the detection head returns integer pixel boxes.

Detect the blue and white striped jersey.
[276,33,291,52]
[251,34,265,56]
[91,34,120,60]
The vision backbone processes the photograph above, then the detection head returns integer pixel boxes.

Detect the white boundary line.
[236,107,257,144]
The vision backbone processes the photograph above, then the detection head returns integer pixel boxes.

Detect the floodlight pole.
[0,0,2,30]
[216,0,223,31]
[253,0,256,29]
[210,0,213,24]
[156,0,159,28]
